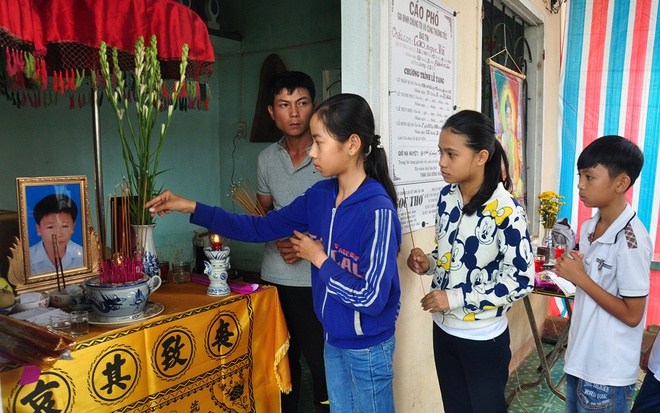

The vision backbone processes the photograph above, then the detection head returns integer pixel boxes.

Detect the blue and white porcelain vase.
[203,247,231,296]
[132,224,159,278]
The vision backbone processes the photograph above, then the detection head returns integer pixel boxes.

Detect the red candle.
[211,233,223,250]
[534,254,546,273]
[554,244,566,259]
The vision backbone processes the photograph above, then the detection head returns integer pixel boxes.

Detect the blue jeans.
[324,335,395,413]
[565,374,634,413]
[632,371,660,412]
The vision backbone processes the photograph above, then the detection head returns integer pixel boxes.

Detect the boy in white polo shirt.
[555,135,652,413]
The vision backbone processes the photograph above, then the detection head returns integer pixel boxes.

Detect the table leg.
[507,296,566,405]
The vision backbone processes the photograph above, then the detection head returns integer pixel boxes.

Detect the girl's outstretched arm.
[145,190,197,217]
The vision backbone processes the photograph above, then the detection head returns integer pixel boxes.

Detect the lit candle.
[211,233,223,250]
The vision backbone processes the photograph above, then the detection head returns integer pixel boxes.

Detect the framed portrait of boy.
[9,176,98,292]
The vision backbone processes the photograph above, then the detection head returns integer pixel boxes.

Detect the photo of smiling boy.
[29,193,84,275]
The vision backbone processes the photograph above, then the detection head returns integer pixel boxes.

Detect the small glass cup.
[172,260,191,284]
[70,310,89,337]
[534,254,547,273]
[159,260,170,283]
[554,244,566,260]
[50,314,71,332]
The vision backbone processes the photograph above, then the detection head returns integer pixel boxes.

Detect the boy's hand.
[145,190,197,217]
[276,237,300,264]
[407,248,430,274]
[639,336,657,372]
[554,250,586,285]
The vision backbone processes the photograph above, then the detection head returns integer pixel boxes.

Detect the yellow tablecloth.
[1,281,291,412]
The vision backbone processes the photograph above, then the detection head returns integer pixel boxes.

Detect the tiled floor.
[505,342,567,413]
[298,342,645,412]
[297,344,567,413]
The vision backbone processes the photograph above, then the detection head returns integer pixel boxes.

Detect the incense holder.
[203,247,231,296]
[84,275,161,321]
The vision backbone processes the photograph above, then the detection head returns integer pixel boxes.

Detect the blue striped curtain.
[559,0,660,259]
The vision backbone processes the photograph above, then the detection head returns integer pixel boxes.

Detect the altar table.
[0,281,291,413]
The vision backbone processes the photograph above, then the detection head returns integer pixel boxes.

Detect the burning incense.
[99,180,145,284]
[403,189,425,295]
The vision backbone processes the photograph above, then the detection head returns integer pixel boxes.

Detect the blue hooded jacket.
[190,178,402,349]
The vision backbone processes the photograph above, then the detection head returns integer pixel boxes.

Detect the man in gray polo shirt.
[256,71,328,413]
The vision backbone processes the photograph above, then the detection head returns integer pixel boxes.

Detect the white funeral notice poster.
[389,0,456,232]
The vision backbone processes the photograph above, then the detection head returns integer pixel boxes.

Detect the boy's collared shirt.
[564,204,652,386]
[29,240,84,274]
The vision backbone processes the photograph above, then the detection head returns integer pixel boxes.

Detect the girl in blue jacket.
[407,110,533,413]
[146,93,402,413]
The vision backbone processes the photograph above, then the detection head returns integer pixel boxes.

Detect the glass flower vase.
[542,226,554,259]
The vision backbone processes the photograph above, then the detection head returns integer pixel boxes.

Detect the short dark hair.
[33,194,79,225]
[268,71,316,105]
[577,135,644,187]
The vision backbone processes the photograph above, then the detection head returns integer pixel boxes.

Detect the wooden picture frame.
[8,176,100,294]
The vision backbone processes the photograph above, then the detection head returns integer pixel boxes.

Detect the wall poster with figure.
[490,64,525,204]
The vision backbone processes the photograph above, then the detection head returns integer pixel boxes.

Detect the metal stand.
[507,293,573,405]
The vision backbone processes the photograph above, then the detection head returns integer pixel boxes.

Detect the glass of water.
[70,310,89,337]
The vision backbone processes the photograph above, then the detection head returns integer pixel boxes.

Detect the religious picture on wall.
[490,65,525,204]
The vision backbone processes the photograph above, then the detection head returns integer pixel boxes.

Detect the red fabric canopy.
[34,0,214,78]
[0,0,42,51]
[1,0,215,103]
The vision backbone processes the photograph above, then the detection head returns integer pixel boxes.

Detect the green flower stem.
[99,35,188,225]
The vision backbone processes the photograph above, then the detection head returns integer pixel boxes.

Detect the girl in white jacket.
[407,110,534,413]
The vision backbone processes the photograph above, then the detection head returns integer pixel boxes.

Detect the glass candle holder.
[210,233,223,251]
[534,254,547,273]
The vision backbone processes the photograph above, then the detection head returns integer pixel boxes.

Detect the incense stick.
[228,179,266,216]
[52,234,65,290]
[403,189,425,295]
[402,188,416,249]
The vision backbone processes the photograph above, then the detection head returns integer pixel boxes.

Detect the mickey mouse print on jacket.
[426,182,534,330]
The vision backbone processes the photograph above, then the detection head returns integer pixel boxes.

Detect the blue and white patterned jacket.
[426,182,534,330]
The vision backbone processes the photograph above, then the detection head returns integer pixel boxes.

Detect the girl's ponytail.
[365,135,398,205]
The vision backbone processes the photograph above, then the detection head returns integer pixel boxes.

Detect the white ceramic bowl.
[49,290,72,308]
[84,276,161,322]
[69,293,90,310]
[14,293,49,312]
[0,303,15,315]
